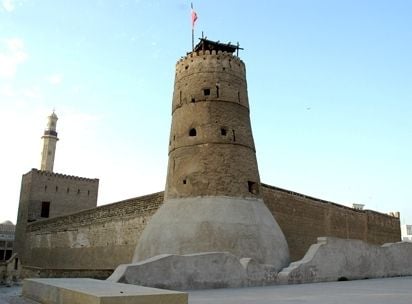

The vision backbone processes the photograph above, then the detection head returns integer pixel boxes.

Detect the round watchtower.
[166,49,259,199]
[134,39,289,270]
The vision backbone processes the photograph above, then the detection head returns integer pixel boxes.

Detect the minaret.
[40,111,59,172]
[133,39,289,270]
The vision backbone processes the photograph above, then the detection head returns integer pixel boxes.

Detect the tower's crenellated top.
[28,168,99,182]
[192,38,242,54]
[174,50,248,112]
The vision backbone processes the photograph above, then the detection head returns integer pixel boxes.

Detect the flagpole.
[192,28,194,51]
[191,3,194,51]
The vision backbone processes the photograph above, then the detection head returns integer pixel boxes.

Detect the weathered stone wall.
[20,186,400,278]
[14,169,99,264]
[262,184,401,261]
[23,192,163,277]
[24,169,98,220]
[14,171,33,262]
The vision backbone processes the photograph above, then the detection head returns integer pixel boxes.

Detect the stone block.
[23,278,187,304]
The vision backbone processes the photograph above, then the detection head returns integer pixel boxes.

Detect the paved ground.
[1,277,411,303]
[0,284,36,304]
[190,277,412,304]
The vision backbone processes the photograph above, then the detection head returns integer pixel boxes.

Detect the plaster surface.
[278,237,412,284]
[133,196,289,269]
[109,252,278,290]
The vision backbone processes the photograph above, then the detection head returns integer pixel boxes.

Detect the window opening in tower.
[189,128,197,136]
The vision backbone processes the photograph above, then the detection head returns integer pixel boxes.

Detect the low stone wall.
[278,237,412,284]
[108,252,279,290]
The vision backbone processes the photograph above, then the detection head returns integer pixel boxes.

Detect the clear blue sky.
[1,1,411,227]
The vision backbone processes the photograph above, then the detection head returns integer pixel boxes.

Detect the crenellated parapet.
[30,168,99,183]
[176,50,244,72]
[173,50,248,114]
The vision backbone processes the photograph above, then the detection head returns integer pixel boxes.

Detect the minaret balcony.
[43,130,58,137]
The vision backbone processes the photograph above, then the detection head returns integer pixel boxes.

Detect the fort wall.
[14,169,99,264]
[23,192,163,278]
[262,184,401,261]
[20,186,400,278]
[24,169,99,220]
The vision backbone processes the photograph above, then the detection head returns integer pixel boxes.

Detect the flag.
[191,4,198,28]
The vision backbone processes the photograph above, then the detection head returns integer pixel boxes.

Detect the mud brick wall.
[262,184,400,261]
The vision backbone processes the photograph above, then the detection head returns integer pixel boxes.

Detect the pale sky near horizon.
[1,1,411,227]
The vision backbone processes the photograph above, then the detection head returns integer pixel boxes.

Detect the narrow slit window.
[216,85,220,98]
[221,128,227,136]
[189,128,197,136]
[238,91,241,103]
[183,179,187,185]
[44,185,47,192]
[232,129,236,142]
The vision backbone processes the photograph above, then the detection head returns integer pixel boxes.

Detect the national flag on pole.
[191,3,198,28]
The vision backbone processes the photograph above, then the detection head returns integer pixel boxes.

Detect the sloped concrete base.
[23,278,187,304]
[133,196,290,270]
[108,252,279,290]
[278,237,412,284]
